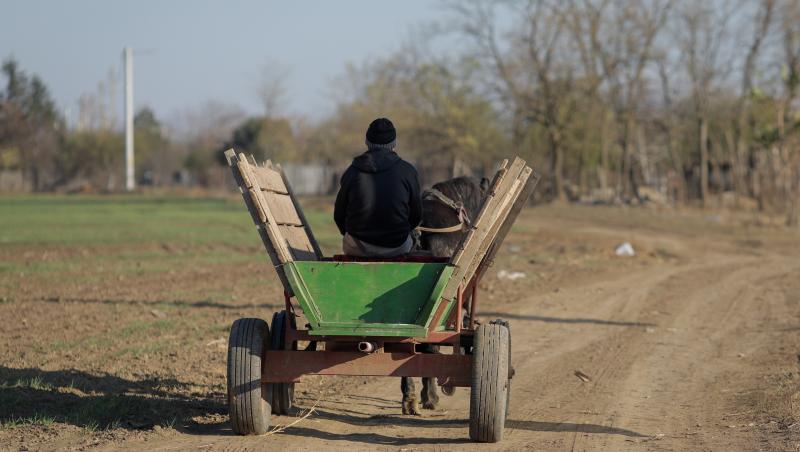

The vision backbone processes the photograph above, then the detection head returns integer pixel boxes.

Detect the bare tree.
[567,0,672,201]
[562,0,613,196]
[449,0,580,201]
[732,0,774,205]
[674,0,739,206]
[654,55,687,201]
[776,0,800,225]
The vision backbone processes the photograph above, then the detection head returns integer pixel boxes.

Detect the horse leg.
[420,345,440,409]
[400,377,420,415]
[421,377,440,409]
[462,293,472,329]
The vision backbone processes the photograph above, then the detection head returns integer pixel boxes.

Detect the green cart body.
[286,260,454,337]
[222,149,538,442]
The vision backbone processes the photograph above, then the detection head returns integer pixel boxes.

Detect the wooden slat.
[478,169,541,276]
[224,148,237,165]
[235,152,291,263]
[264,192,303,226]
[279,164,323,260]
[442,157,530,301]
[454,175,523,280]
[451,158,524,269]
[247,166,293,263]
[459,167,532,288]
[252,165,289,194]
[257,225,293,291]
[280,225,318,261]
[227,149,320,266]
[225,149,294,295]
[236,160,254,188]
[448,160,514,268]
[248,189,267,223]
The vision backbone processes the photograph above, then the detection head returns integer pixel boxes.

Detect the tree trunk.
[552,143,566,203]
[618,117,633,201]
[699,117,709,207]
[667,136,685,204]
[788,166,800,227]
[599,114,610,194]
[753,150,765,211]
[711,157,722,194]
[622,118,641,202]
[577,150,585,198]
[636,125,651,186]
[724,126,747,206]
[548,126,566,202]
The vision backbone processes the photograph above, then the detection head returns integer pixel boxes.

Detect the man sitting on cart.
[334,117,422,258]
[334,118,436,415]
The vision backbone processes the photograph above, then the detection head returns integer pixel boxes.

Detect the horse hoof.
[402,399,421,415]
[421,401,438,410]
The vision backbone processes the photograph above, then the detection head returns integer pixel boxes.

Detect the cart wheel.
[469,321,510,443]
[441,385,456,396]
[270,310,296,415]
[227,318,271,435]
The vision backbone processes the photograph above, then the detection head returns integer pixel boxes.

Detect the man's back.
[334,148,421,248]
[334,118,422,252]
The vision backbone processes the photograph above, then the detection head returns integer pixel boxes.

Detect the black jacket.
[334,149,422,248]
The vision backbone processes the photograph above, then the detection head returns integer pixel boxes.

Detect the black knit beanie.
[365,118,396,147]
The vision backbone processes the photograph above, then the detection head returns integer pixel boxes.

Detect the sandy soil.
[2,205,800,451]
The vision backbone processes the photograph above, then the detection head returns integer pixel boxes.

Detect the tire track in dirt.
[567,255,798,451]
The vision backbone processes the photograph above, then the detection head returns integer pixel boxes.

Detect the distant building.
[281,163,339,196]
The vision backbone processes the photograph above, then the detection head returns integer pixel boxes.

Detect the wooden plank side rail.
[225,148,325,295]
[441,157,534,302]
[278,163,324,259]
[478,169,541,276]
[459,167,530,288]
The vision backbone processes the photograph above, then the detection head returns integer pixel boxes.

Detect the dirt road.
[120,208,800,451]
[2,204,799,451]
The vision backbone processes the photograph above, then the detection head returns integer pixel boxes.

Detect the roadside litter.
[497,270,526,281]
[615,242,635,256]
[150,309,167,318]
[574,370,592,382]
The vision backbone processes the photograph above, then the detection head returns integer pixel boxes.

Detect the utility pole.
[123,47,135,192]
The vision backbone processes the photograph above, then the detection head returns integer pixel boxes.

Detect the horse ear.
[480,177,490,192]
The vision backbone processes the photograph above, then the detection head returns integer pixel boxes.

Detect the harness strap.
[417,188,471,234]
[424,188,461,211]
[417,223,465,233]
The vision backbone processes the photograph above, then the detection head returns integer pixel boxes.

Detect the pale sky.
[1,1,444,125]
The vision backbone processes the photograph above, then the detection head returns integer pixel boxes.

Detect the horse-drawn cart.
[223,149,538,442]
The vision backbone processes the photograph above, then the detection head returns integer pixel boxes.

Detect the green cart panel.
[284,261,455,337]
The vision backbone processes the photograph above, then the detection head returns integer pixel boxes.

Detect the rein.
[416,188,471,234]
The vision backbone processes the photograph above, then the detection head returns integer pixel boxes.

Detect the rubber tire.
[270,311,295,415]
[469,322,510,443]
[227,318,271,435]
[490,319,514,417]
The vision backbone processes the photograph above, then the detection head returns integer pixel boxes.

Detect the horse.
[401,176,489,415]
